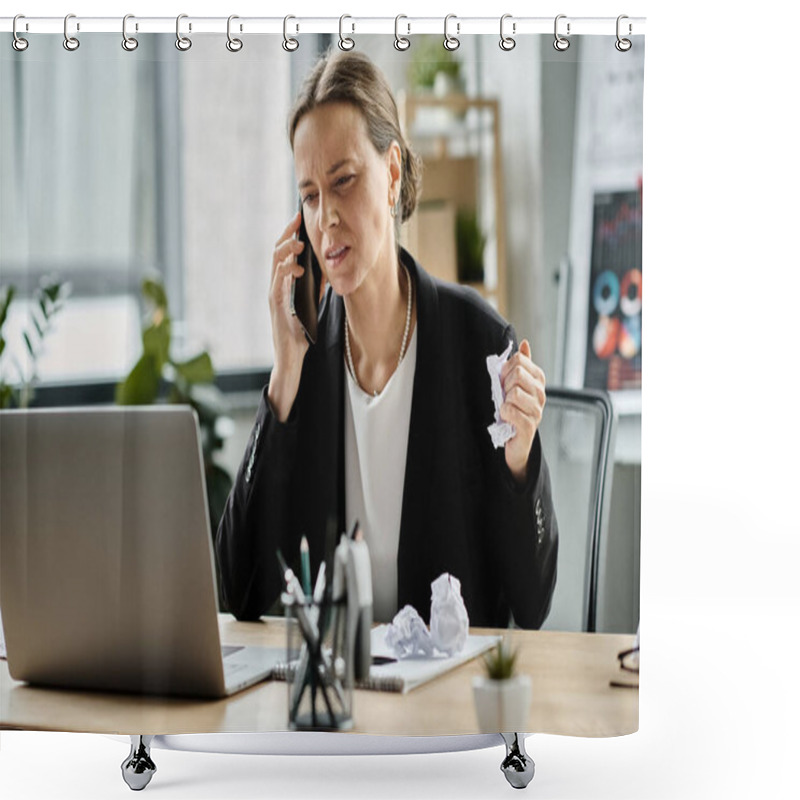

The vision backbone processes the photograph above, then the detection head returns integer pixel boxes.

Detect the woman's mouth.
[325,245,349,268]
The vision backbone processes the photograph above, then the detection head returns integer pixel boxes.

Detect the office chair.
[538,388,617,633]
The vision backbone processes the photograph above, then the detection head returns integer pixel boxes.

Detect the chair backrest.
[538,388,617,633]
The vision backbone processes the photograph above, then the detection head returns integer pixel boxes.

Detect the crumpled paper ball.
[430,573,469,656]
[486,341,517,448]
[386,605,434,658]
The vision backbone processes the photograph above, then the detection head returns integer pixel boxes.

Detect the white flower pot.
[472,675,531,733]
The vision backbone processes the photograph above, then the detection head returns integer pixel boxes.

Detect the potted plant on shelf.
[407,36,464,97]
[473,638,531,733]
[456,208,486,284]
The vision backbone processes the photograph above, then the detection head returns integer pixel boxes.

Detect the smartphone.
[290,206,322,345]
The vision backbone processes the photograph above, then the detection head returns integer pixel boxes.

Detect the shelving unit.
[399,92,507,316]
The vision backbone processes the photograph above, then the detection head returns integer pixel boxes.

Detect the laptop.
[0,405,283,698]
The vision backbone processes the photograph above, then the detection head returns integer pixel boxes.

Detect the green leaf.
[38,296,50,321]
[32,314,44,340]
[41,281,62,304]
[0,336,5,358]
[22,331,35,358]
[0,285,16,329]
[0,382,13,409]
[167,384,185,404]
[142,278,168,311]
[483,639,518,680]
[142,319,170,369]
[115,354,160,405]
[173,352,215,385]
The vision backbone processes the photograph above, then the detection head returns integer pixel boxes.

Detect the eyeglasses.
[610,645,639,690]
[617,646,639,674]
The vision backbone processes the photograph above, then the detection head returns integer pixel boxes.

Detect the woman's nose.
[318,194,339,230]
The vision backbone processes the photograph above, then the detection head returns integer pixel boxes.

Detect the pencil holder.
[283,594,353,731]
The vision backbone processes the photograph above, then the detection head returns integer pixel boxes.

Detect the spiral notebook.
[271,625,501,694]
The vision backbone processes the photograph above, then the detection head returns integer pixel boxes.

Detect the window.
[1,34,296,391]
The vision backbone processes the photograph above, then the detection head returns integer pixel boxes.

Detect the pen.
[308,563,327,628]
[276,548,290,581]
[313,562,326,605]
[278,549,311,611]
[300,535,312,599]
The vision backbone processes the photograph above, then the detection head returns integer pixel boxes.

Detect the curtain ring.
[394,15,410,51]
[615,15,632,52]
[226,15,243,52]
[12,15,29,51]
[282,15,299,51]
[175,13,192,51]
[63,13,80,51]
[339,15,355,51]
[553,14,570,52]
[443,14,460,51]
[122,14,138,51]
[499,14,516,51]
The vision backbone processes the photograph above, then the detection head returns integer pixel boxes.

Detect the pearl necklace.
[345,264,413,397]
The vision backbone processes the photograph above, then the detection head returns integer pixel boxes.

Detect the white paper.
[0,605,6,659]
[429,573,469,656]
[371,625,500,694]
[486,340,516,448]
[385,604,434,658]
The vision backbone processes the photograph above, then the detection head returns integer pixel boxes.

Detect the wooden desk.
[1,615,637,737]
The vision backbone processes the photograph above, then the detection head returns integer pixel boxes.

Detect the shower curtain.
[0,15,644,782]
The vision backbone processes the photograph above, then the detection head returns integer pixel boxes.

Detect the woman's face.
[293,102,401,299]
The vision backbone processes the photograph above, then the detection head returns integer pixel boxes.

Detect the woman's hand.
[500,339,546,485]
[267,212,311,422]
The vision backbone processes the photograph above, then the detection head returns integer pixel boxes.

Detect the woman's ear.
[387,140,403,205]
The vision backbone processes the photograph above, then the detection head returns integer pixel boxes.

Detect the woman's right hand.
[267,212,311,422]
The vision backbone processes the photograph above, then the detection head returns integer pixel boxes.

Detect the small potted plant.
[473,638,531,733]
[407,36,464,97]
[456,208,486,284]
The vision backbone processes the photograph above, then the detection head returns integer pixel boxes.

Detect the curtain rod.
[1,16,646,37]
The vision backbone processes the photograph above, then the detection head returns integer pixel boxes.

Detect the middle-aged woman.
[216,49,558,630]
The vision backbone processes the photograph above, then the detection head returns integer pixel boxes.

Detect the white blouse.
[343,326,417,623]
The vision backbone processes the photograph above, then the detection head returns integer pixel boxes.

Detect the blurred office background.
[1,32,642,634]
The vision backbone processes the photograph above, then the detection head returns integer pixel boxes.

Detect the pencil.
[300,535,312,598]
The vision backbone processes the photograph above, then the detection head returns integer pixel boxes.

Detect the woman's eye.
[336,174,354,188]
[302,193,318,206]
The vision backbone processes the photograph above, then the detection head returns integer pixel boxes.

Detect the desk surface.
[1,616,638,737]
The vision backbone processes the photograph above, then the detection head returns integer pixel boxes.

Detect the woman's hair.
[288,49,422,227]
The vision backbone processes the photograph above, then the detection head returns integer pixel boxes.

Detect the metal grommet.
[338,15,355,51]
[175,13,192,51]
[499,13,516,51]
[122,14,138,51]
[443,14,460,51]
[553,14,570,52]
[394,14,410,51]
[63,13,80,51]
[282,15,299,51]
[12,15,29,51]
[226,15,243,52]
[615,15,632,52]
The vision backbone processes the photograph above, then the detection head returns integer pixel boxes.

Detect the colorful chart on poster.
[584,189,642,391]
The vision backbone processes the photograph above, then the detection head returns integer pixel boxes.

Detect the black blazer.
[215,250,558,629]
